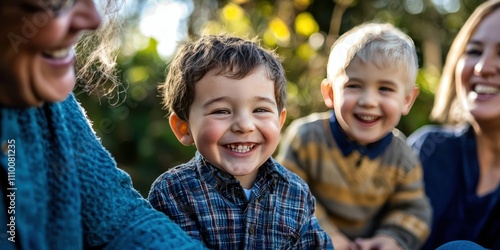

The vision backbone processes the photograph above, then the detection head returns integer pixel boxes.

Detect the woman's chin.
[28,88,72,107]
[35,72,76,104]
[41,87,73,103]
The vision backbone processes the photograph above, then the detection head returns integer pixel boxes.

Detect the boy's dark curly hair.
[161,35,287,121]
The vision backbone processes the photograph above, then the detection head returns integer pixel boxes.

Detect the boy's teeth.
[227,144,254,153]
[474,84,499,94]
[43,47,72,59]
[358,115,377,122]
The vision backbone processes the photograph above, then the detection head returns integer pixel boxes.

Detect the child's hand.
[354,234,402,250]
[331,233,357,250]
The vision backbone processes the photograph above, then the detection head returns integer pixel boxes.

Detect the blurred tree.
[77,0,485,196]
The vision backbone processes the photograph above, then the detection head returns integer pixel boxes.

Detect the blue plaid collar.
[194,153,289,192]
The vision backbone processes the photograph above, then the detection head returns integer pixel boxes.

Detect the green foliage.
[79,0,484,196]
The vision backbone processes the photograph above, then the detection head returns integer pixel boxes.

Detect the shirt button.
[1,141,7,155]
[248,225,255,235]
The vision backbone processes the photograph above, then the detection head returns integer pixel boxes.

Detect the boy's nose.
[231,114,256,133]
[358,90,377,108]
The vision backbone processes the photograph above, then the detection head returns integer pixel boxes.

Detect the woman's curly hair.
[75,0,124,98]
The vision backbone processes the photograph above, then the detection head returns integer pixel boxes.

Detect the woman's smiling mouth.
[42,46,73,59]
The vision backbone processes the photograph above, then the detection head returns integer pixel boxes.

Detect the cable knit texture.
[0,94,204,249]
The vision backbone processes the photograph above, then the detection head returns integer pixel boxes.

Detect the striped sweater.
[276,111,431,250]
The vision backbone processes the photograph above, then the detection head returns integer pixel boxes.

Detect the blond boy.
[277,23,431,250]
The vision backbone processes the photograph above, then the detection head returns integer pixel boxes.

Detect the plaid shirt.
[148,154,333,250]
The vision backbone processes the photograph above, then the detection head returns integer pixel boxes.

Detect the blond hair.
[327,22,418,91]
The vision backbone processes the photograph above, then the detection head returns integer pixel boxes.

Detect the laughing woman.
[408,0,500,249]
[0,0,203,249]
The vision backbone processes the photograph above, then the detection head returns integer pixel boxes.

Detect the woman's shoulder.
[407,124,468,148]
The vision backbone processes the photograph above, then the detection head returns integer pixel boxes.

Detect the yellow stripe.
[383,212,430,240]
[391,188,426,201]
[312,182,391,206]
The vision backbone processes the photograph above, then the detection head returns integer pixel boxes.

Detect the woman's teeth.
[42,47,72,59]
[227,144,254,153]
[474,84,499,94]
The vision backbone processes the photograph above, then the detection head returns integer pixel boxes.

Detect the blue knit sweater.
[0,94,204,249]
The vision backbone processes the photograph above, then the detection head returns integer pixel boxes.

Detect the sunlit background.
[79,0,484,196]
[132,0,462,59]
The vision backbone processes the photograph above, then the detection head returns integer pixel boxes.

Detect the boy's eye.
[379,87,395,92]
[345,84,361,89]
[254,108,271,113]
[211,109,230,115]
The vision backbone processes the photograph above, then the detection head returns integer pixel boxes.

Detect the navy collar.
[329,112,393,159]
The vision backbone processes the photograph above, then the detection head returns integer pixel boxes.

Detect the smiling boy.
[148,35,333,249]
[276,23,431,250]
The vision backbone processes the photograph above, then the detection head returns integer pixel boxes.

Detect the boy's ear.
[402,85,419,115]
[320,78,335,109]
[279,108,287,129]
[169,113,194,146]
